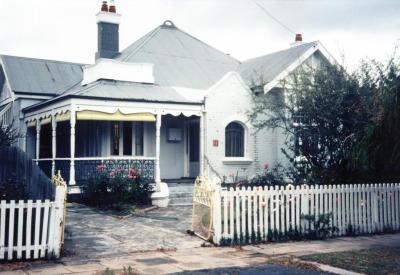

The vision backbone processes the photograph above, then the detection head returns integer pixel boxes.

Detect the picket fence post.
[51,184,66,258]
[212,185,222,245]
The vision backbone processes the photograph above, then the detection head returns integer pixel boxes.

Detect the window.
[123,122,133,156]
[111,121,120,156]
[225,122,244,157]
[135,122,144,156]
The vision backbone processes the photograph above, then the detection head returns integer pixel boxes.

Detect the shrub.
[83,165,153,210]
[246,163,292,187]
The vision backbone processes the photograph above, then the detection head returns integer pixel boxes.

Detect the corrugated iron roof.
[116,22,240,89]
[23,79,203,113]
[0,55,83,95]
[65,79,201,103]
[238,42,318,86]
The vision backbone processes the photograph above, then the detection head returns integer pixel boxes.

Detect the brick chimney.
[291,33,304,47]
[95,0,121,60]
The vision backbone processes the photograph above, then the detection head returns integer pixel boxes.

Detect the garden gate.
[191,176,215,241]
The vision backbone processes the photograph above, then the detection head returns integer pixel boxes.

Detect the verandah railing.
[212,184,400,245]
[36,157,156,185]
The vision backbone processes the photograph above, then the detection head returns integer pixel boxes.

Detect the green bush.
[83,165,153,210]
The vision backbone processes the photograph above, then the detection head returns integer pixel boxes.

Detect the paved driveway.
[63,203,204,261]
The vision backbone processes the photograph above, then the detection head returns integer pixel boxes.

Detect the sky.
[0,0,399,71]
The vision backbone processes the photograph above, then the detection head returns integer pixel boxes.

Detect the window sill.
[222,158,253,165]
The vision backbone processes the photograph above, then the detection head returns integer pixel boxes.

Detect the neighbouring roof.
[0,55,83,95]
[116,21,240,90]
[238,42,318,86]
[23,79,203,113]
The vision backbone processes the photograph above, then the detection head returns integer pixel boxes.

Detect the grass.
[300,247,400,275]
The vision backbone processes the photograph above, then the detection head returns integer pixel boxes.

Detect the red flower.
[128,175,134,180]
[109,172,115,177]
[96,165,106,171]
[129,168,138,175]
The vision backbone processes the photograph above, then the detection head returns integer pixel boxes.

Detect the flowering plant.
[84,165,153,210]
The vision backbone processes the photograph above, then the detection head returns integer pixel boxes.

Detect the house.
[0,1,334,195]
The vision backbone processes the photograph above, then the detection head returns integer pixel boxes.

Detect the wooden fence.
[0,146,55,200]
[212,184,400,244]
[0,173,67,261]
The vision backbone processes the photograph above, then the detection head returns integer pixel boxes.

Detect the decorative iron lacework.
[74,158,155,186]
[103,159,155,181]
[55,160,70,182]
[38,160,52,178]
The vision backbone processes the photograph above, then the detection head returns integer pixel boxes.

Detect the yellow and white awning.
[76,110,156,122]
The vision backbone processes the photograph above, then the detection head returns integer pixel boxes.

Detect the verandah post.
[199,110,205,177]
[155,112,162,183]
[69,109,76,185]
[35,119,41,165]
[51,114,57,177]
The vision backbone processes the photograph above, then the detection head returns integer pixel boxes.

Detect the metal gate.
[191,176,215,241]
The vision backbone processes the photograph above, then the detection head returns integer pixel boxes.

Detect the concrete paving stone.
[0,271,28,275]
[26,265,72,275]
[64,263,105,273]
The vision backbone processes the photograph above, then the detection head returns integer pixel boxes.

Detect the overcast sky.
[0,0,399,71]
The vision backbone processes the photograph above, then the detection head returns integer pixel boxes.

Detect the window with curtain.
[111,121,120,156]
[123,122,133,156]
[76,121,102,157]
[225,122,244,157]
[135,122,144,156]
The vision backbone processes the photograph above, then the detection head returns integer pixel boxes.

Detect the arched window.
[225,122,244,157]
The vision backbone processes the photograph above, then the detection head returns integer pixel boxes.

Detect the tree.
[354,58,400,181]
[249,63,371,185]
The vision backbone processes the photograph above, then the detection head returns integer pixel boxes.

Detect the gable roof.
[0,55,83,96]
[116,21,240,90]
[238,42,318,86]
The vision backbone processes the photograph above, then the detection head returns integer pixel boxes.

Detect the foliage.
[248,62,380,184]
[247,163,292,187]
[0,175,28,201]
[301,213,338,239]
[0,122,19,150]
[250,55,400,184]
[83,165,153,211]
[350,58,400,182]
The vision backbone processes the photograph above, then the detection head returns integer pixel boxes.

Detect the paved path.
[63,203,203,260]
[2,233,400,274]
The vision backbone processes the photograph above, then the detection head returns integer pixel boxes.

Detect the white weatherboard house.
[0,2,333,201]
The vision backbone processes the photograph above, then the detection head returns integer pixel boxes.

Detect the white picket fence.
[0,181,66,261]
[213,184,400,244]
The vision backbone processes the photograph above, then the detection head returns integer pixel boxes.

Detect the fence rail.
[0,173,67,261]
[213,184,400,244]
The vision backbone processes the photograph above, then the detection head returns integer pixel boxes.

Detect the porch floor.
[63,186,202,261]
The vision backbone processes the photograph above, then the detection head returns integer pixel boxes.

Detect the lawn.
[300,247,400,275]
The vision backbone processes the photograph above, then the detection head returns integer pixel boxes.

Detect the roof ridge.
[0,54,85,66]
[119,26,163,62]
[173,26,240,64]
[242,41,318,64]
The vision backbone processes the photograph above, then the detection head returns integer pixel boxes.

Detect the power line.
[251,0,296,35]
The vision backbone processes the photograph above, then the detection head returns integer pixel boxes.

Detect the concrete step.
[167,183,194,206]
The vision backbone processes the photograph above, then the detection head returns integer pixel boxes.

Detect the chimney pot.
[109,0,116,13]
[295,34,303,42]
[101,1,109,12]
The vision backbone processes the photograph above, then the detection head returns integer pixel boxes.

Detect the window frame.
[225,121,245,158]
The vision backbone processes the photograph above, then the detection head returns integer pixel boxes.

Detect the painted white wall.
[82,59,154,85]
[204,72,288,182]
